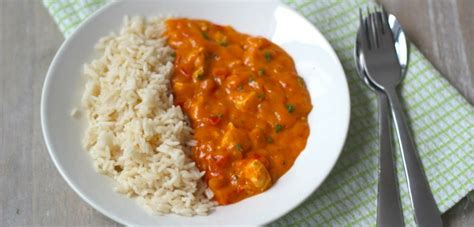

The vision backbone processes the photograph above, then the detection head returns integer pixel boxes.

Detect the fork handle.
[376,91,404,227]
[385,87,442,227]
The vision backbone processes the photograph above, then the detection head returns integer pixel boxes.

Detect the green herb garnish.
[275,124,283,133]
[196,72,204,80]
[258,69,265,76]
[264,51,272,62]
[285,104,295,113]
[202,31,210,40]
[236,143,243,151]
[219,41,228,47]
[297,76,306,87]
[267,137,274,144]
[257,93,265,100]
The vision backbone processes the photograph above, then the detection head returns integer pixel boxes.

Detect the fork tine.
[381,7,389,33]
[378,8,395,46]
[368,10,378,48]
[365,6,373,49]
[374,6,384,34]
[359,8,371,49]
[373,10,384,47]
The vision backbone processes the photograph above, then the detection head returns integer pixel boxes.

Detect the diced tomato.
[208,115,222,125]
[179,68,190,78]
[175,101,184,107]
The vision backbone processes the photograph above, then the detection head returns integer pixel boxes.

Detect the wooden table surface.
[0,0,472,226]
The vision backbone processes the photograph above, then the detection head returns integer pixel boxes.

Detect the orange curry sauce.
[165,19,312,205]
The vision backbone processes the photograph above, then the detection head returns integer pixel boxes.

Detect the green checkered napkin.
[43,0,474,225]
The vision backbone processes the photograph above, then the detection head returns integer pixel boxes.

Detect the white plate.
[41,0,350,225]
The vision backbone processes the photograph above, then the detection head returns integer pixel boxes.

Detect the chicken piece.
[187,47,205,68]
[188,95,205,120]
[223,74,247,91]
[179,47,206,81]
[230,90,258,112]
[173,81,194,95]
[242,37,270,67]
[219,122,247,151]
[249,127,265,148]
[242,159,272,192]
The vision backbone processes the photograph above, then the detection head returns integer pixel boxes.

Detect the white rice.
[80,16,215,216]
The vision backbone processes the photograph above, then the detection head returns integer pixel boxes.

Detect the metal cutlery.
[357,8,442,227]
[355,13,404,227]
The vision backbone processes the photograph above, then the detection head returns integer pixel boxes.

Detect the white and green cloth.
[43,0,474,225]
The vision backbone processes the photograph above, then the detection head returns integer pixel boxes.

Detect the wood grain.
[0,0,472,226]
[379,0,474,104]
[0,1,117,226]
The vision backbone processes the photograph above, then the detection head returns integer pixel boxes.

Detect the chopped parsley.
[258,69,265,76]
[264,51,272,62]
[219,40,228,47]
[297,76,306,87]
[236,143,243,151]
[202,31,210,40]
[267,137,274,144]
[196,72,204,80]
[285,104,295,113]
[275,124,283,133]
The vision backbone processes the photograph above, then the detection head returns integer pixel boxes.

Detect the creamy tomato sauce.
[165,18,312,205]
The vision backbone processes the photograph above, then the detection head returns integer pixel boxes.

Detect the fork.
[356,12,404,227]
[359,8,442,227]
